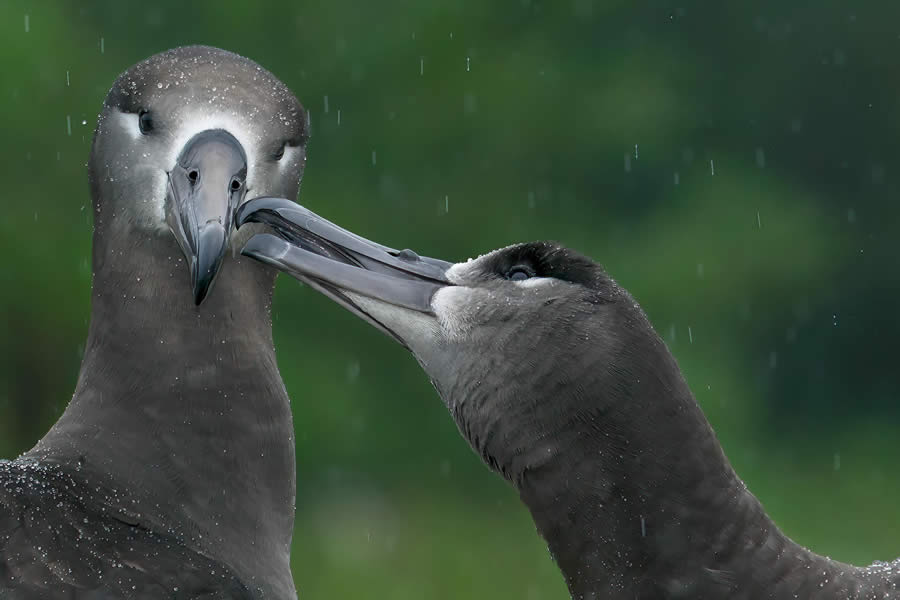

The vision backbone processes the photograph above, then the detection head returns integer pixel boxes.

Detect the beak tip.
[192,286,207,306]
[235,196,300,230]
[191,269,209,306]
[234,205,251,228]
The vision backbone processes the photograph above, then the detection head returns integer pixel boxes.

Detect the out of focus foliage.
[1,1,898,597]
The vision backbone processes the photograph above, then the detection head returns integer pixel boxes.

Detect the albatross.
[236,197,900,600]
[0,47,307,599]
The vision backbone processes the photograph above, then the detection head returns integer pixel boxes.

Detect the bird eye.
[230,178,243,191]
[507,267,533,281]
[138,110,154,135]
[273,143,286,161]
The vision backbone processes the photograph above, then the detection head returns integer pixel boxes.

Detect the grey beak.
[166,129,247,305]
[235,196,453,318]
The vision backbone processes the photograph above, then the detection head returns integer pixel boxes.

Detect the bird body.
[238,198,900,599]
[1,47,307,598]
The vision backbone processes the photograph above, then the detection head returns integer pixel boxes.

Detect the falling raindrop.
[634,144,639,159]
[466,57,471,72]
[346,361,360,382]
[755,147,766,168]
[100,37,105,54]
[688,326,693,344]
[24,14,29,33]
[323,95,329,114]
[66,116,72,136]
[420,57,424,76]
[757,211,762,229]
[463,92,477,114]
[337,109,341,126]
[66,70,70,86]
[673,171,680,185]
[709,159,715,176]
[371,150,377,166]
[445,195,449,213]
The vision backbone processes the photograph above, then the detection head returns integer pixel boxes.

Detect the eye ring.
[138,110,154,135]
[507,266,534,281]
[230,178,243,191]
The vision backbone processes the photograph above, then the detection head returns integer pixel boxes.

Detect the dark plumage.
[1,48,308,599]
[0,460,252,598]
[236,198,900,600]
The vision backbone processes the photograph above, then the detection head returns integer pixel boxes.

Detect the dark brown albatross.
[236,197,900,600]
[0,47,308,599]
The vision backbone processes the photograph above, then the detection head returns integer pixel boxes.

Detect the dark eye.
[273,143,286,161]
[138,110,154,135]
[230,178,243,191]
[507,266,534,281]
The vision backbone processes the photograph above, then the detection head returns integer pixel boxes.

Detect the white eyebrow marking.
[514,277,554,288]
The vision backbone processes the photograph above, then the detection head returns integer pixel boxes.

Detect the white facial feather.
[431,286,477,342]
[444,260,478,284]
[514,277,554,288]
[112,107,291,235]
[435,255,555,340]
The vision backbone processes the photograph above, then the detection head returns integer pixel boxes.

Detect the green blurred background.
[1,1,899,597]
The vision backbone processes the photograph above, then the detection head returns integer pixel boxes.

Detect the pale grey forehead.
[102,48,306,174]
[107,46,306,144]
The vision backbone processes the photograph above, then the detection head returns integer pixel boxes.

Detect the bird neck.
[25,233,297,598]
[509,352,894,599]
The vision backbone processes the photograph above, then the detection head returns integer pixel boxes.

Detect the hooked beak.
[166,129,247,305]
[235,197,454,345]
